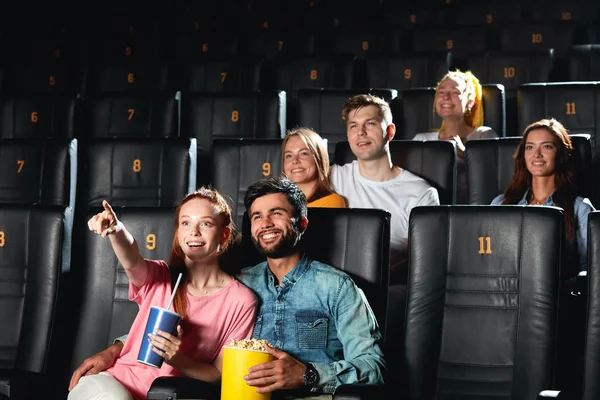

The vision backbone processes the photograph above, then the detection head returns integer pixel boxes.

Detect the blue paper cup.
[137,306,181,368]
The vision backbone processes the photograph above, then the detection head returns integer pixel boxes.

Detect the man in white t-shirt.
[329,94,440,284]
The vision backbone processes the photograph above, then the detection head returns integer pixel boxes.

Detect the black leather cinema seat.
[0,138,77,208]
[0,95,76,139]
[178,57,263,93]
[171,30,239,62]
[181,91,286,150]
[241,29,316,60]
[465,135,594,205]
[468,50,555,96]
[262,55,355,98]
[568,44,600,81]
[334,140,456,205]
[537,211,600,400]
[363,52,451,91]
[398,205,563,399]
[0,205,71,399]
[330,28,388,58]
[9,62,83,96]
[64,207,176,397]
[80,92,180,138]
[210,138,283,227]
[412,26,490,64]
[583,212,600,400]
[76,138,196,208]
[181,91,286,185]
[296,88,398,156]
[517,82,600,139]
[499,22,585,58]
[392,84,506,139]
[149,207,391,400]
[84,62,173,94]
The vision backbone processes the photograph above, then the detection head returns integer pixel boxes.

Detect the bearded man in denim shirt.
[239,176,386,399]
[69,176,385,399]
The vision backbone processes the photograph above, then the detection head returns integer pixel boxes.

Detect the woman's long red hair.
[500,118,577,243]
[168,188,234,320]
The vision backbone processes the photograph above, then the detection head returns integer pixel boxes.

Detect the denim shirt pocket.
[296,311,329,349]
[252,314,263,339]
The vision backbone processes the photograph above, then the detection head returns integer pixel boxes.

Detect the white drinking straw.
[166,273,183,311]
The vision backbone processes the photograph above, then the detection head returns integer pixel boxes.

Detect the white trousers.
[67,372,134,400]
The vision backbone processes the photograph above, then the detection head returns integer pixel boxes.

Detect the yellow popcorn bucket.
[221,346,276,400]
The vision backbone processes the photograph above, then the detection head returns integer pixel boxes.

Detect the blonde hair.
[434,70,484,131]
[281,128,334,203]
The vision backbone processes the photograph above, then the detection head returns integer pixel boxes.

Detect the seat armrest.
[333,384,388,400]
[147,377,220,400]
[538,390,580,399]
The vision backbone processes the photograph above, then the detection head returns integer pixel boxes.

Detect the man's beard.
[252,226,302,259]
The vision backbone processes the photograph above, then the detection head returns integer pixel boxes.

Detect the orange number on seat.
[503,67,515,78]
[49,75,56,86]
[146,233,156,250]
[262,162,271,176]
[310,69,318,80]
[562,12,572,20]
[404,69,412,79]
[362,41,369,51]
[220,72,227,83]
[531,33,542,44]
[202,43,209,52]
[125,46,132,56]
[566,102,576,115]
[410,14,417,23]
[17,160,24,173]
[231,110,239,122]
[128,109,135,120]
[0,231,4,247]
[133,159,141,172]
[127,73,135,83]
[277,40,284,51]
[478,236,492,254]
[31,112,38,123]
[446,39,453,49]
[486,14,493,24]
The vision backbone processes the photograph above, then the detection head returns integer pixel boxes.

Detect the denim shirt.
[236,254,386,394]
[491,191,595,271]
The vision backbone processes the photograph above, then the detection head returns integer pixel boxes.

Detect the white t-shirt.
[413,126,498,203]
[330,161,440,283]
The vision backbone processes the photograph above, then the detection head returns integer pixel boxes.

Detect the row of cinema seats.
[5,42,600,97]
[3,80,600,190]
[0,133,595,227]
[5,4,599,71]
[4,201,600,399]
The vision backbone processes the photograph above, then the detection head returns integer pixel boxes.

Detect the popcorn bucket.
[221,346,276,400]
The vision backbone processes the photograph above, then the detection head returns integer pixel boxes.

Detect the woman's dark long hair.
[501,118,577,243]
[168,188,234,320]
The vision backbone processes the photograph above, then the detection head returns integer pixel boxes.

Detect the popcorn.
[227,338,273,352]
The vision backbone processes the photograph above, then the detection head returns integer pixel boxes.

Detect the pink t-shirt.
[105,259,258,400]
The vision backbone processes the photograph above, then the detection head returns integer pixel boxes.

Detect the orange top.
[308,193,347,208]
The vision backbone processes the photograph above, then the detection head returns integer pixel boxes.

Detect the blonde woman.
[413,70,498,203]
[282,128,346,208]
